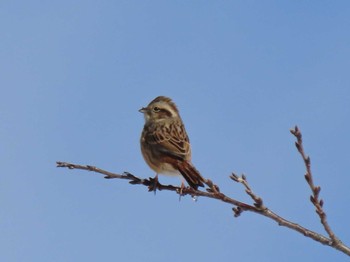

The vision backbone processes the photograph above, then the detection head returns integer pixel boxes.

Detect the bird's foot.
[178,181,186,201]
[148,174,159,195]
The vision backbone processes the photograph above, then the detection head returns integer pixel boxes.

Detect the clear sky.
[1,1,350,261]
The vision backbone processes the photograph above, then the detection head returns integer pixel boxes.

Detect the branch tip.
[290,125,301,138]
[230,173,239,182]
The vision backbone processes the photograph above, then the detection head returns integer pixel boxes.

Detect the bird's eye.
[153,107,160,112]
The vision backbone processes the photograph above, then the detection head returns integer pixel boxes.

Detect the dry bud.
[314,186,321,196]
[319,199,324,207]
[230,174,239,182]
[310,195,316,204]
[304,173,310,183]
[306,156,311,165]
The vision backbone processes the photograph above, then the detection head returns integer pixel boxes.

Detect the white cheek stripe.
[162,104,178,117]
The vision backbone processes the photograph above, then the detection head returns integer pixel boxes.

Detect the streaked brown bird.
[139,96,206,190]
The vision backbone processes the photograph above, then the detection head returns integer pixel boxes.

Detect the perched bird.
[139,96,206,190]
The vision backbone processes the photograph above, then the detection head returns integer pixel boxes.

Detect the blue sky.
[1,1,350,261]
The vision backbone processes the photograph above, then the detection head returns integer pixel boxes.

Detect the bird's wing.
[146,120,191,160]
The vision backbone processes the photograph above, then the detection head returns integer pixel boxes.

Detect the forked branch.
[56,126,349,256]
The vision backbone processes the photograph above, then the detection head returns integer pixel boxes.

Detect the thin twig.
[290,126,341,248]
[230,173,264,209]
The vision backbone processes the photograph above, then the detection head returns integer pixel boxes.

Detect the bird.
[139,96,206,190]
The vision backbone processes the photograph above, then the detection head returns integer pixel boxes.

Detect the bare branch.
[56,126,350,256]
[290,126,341,248]
[230,173,264,209]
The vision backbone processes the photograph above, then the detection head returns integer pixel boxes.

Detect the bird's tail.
[176,161,206,190]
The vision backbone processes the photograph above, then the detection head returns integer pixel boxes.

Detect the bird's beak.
[139,107,147,113]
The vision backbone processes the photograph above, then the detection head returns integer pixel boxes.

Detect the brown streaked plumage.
[139,96,206,189]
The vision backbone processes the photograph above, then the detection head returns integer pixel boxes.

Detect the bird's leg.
[178,180,186,201]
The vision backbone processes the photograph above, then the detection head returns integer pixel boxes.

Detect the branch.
[56,127,350,256]
[290,126,342,247]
